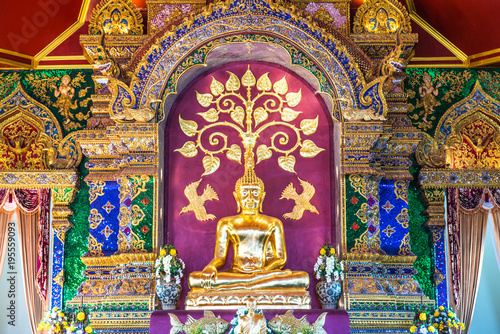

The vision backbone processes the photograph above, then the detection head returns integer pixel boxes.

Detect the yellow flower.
[85,326,93,333]
[434,311,440,317]
[433,323,438,328]
[460,324,465,329]
[330,248,336,255]
[69,326,75,331]
[448,312,454,317]
[428,326,436,333]
[160,249,167,257]
[58,312,65,318]
[170,248,177,256]
[77,312,86,321]
[439,306,444,311]
[410,326,417,333]
[320,248,326,255]
[54,307,59,311]
[439,324,444,331]
[419,313,427,321]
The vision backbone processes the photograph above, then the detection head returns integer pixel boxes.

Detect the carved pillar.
[421,188,448,307]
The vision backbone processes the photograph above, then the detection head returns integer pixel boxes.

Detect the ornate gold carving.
[349,174,367,198]
[279,178,319,220]
[88,181,106,204]
[398,233,411,256]
[80,252,155,266]
[54,270,65,288]
[336,93,386,121]
[88,234,104,257]
[169,311,230,334]
[52,188,76,205]
[395,208,409,228]
[118,230,131,253]
[89,209,104,229]
[351,231,371,253]
[118,177,132,203]
[130,175,150,200]
[175,66,324,176]
[179,179,219,221]
[131,231,147,253]
[393,180,408,204]
[353,0,411,34]
[185,290,311,310]
[107,77,161,123]
[0,170,78,189]
[415,133,449,169]
[89,0,143,35]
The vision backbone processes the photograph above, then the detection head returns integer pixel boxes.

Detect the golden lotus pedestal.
[185,288,311,310]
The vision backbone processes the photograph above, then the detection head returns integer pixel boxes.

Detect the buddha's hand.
[201,264,217,289]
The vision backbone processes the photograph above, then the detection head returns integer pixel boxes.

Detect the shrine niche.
[165,62,335,309]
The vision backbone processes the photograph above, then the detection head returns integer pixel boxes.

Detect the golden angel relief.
[176,66,324,222]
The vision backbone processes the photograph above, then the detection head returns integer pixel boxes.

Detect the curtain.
[0,189,12,280]
[0,189,50,334]
[456,208,488,334]
[489,189,500,266]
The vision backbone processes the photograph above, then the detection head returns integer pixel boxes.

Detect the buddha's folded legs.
[188,269,310,291]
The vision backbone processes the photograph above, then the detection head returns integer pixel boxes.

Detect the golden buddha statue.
[186,152,310,309]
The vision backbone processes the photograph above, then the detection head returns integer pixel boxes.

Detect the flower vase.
[316,280,341,309]
[156,280,182,310]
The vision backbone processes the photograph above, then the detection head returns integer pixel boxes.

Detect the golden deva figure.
[188,159,309,293]
[235,299,267,334]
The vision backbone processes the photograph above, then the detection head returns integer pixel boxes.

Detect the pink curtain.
[447,188,499,334]
[489,189,500,267]
[0,189,50,334]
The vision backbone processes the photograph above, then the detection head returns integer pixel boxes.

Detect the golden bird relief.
[180,179,219,221]
[280,178,319,220]
[7,137,34,156]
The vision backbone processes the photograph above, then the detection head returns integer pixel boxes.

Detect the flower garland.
[38,307,69,333]
[154,244,185,283]
[66,306,93,334]
[313,243,344,283]
[411,306,465,334]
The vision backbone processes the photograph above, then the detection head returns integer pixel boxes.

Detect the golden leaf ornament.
[175,141,198,158]
[256,144,273,164]
[257,72,272,91]
[231,106,245,127]
[286,89,302,107]
[210,77,225,96]
[241,67,256,87]
[300,140,325,158]
[226,144,242,164]
[300,116,319,135]
[202,155,220,176]
[225,71,241,92]
[196,91,213,107]
[197,108,219,122]
[278,155,297,174]
[281,108,302,122]
[254,107,268,126]
[179,115,198,137]
[273,76,288,95]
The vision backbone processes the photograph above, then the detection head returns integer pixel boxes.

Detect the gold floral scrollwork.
[398,233,411,256]
[349,174,367,198]
[130,175,150,200]
[118,206,132,227]
[280,178,319,220]
[356,203,369,224]
[131,232,146,253]
[395,208,409,229]
[118,177,132,203]
[394,180,408,204]
[351,231,371,253]
[353,0,411,34]
[131,205,145,226]
[88,0,143,35]
[52,188,75,205]
[175,66,324,176]
[88,181,106,204]
[89,209,104,229]
[88,234,104,256]
[118,230,131,253]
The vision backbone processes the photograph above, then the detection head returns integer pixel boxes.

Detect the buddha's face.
[237,184,264,214]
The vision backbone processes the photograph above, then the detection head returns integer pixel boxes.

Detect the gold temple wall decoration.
[179,179,219,221]
[352,0,411,34]
[279,178,319,220]
[89,0,144,35]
